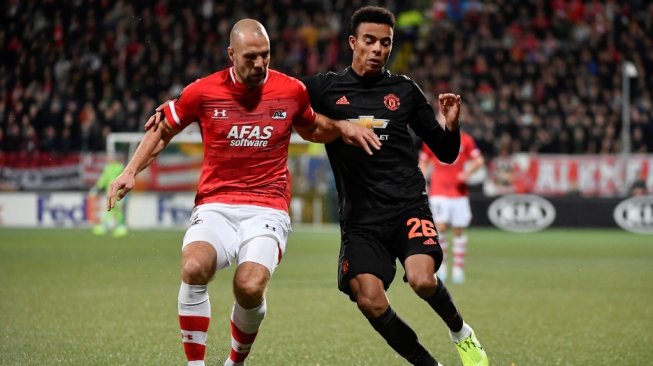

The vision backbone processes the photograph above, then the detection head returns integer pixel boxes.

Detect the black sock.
[367,306,438,366]
[423,278,464,332]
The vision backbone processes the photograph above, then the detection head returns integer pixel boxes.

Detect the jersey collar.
[347,66,389,83]
[229,67,269,91]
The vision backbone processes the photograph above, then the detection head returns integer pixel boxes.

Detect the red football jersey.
[421,132,481,197]
[163,67,317,211]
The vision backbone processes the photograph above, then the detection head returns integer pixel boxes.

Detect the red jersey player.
[420,131,485,284]
[107,19,380,366]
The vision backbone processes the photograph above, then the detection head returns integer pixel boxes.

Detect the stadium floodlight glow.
[623,61,638,78]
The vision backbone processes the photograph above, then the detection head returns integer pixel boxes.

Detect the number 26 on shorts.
[406,218,437,239]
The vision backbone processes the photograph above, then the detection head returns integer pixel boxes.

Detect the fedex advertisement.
[126,193,195,228]
[0,192,195,228]
[38,193,100,227]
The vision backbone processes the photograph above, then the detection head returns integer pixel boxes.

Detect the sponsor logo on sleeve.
[487,194,556,233]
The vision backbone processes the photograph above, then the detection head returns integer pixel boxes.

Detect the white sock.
[449,322,472,343]
[453,234,467,271]
[438,232,448,277]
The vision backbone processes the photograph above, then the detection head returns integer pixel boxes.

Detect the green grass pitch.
[1,227,652,366]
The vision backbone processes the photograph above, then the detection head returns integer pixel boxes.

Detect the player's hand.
[437,93,461,130]
[144,100,169,131]
[106,171,135,211]
[338,121,382,155]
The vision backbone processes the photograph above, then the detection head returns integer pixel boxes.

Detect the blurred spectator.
[0,0,652,157]
[21,125,39,154]
[39,125,58,153]
[4,123,21,152]
[629,169,648,196]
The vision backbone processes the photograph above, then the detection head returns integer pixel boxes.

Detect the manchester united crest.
[342,259,349,274]
[384,93,400,111]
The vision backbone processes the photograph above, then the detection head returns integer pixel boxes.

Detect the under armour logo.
[213,109,227,118]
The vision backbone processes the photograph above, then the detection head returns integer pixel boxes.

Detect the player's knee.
[235,275,265,295]
[407,272,437,297]
[234,277,266,308]
[355,293,387,318]
[181,257,214,284]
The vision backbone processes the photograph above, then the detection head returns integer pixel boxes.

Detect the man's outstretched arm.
[294,113,382,155]
[147,104,381,155]
[107,118,178,210]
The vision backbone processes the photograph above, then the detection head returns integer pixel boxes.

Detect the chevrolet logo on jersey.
[347,116,389,129]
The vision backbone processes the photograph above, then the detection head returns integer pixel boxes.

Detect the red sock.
[178,282,210,365]
[225,300,266,365]
[227,320,259,364]
[179,315,210,363]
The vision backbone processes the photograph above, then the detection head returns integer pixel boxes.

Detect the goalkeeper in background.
[91,157,128,237]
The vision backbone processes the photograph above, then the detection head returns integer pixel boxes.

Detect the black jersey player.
[143,7,488,365]
[302,6,488,366]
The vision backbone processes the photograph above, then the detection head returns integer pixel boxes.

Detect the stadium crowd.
[1,0,652,158]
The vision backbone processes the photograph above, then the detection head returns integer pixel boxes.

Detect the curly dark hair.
[350,6,396,36]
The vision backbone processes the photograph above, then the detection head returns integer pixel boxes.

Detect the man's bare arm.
[107,119,178,210]
[294,113,381,155]
[145,103,381,155]
[144,101,168,131]
[459,154,485,182]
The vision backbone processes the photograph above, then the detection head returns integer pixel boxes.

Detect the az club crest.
[270,110,287,119]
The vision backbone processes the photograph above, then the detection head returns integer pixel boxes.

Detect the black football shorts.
[337,204,443,301]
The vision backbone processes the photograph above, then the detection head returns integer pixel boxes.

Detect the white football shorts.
[182,203,291,274]
[428,196,472,228]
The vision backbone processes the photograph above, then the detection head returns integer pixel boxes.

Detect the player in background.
[108,19,380,366]
[419,130,485,284]
[90,156,127,237]
[302,6,488,366]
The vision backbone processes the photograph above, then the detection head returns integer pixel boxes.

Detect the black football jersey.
[303,67,460,225]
